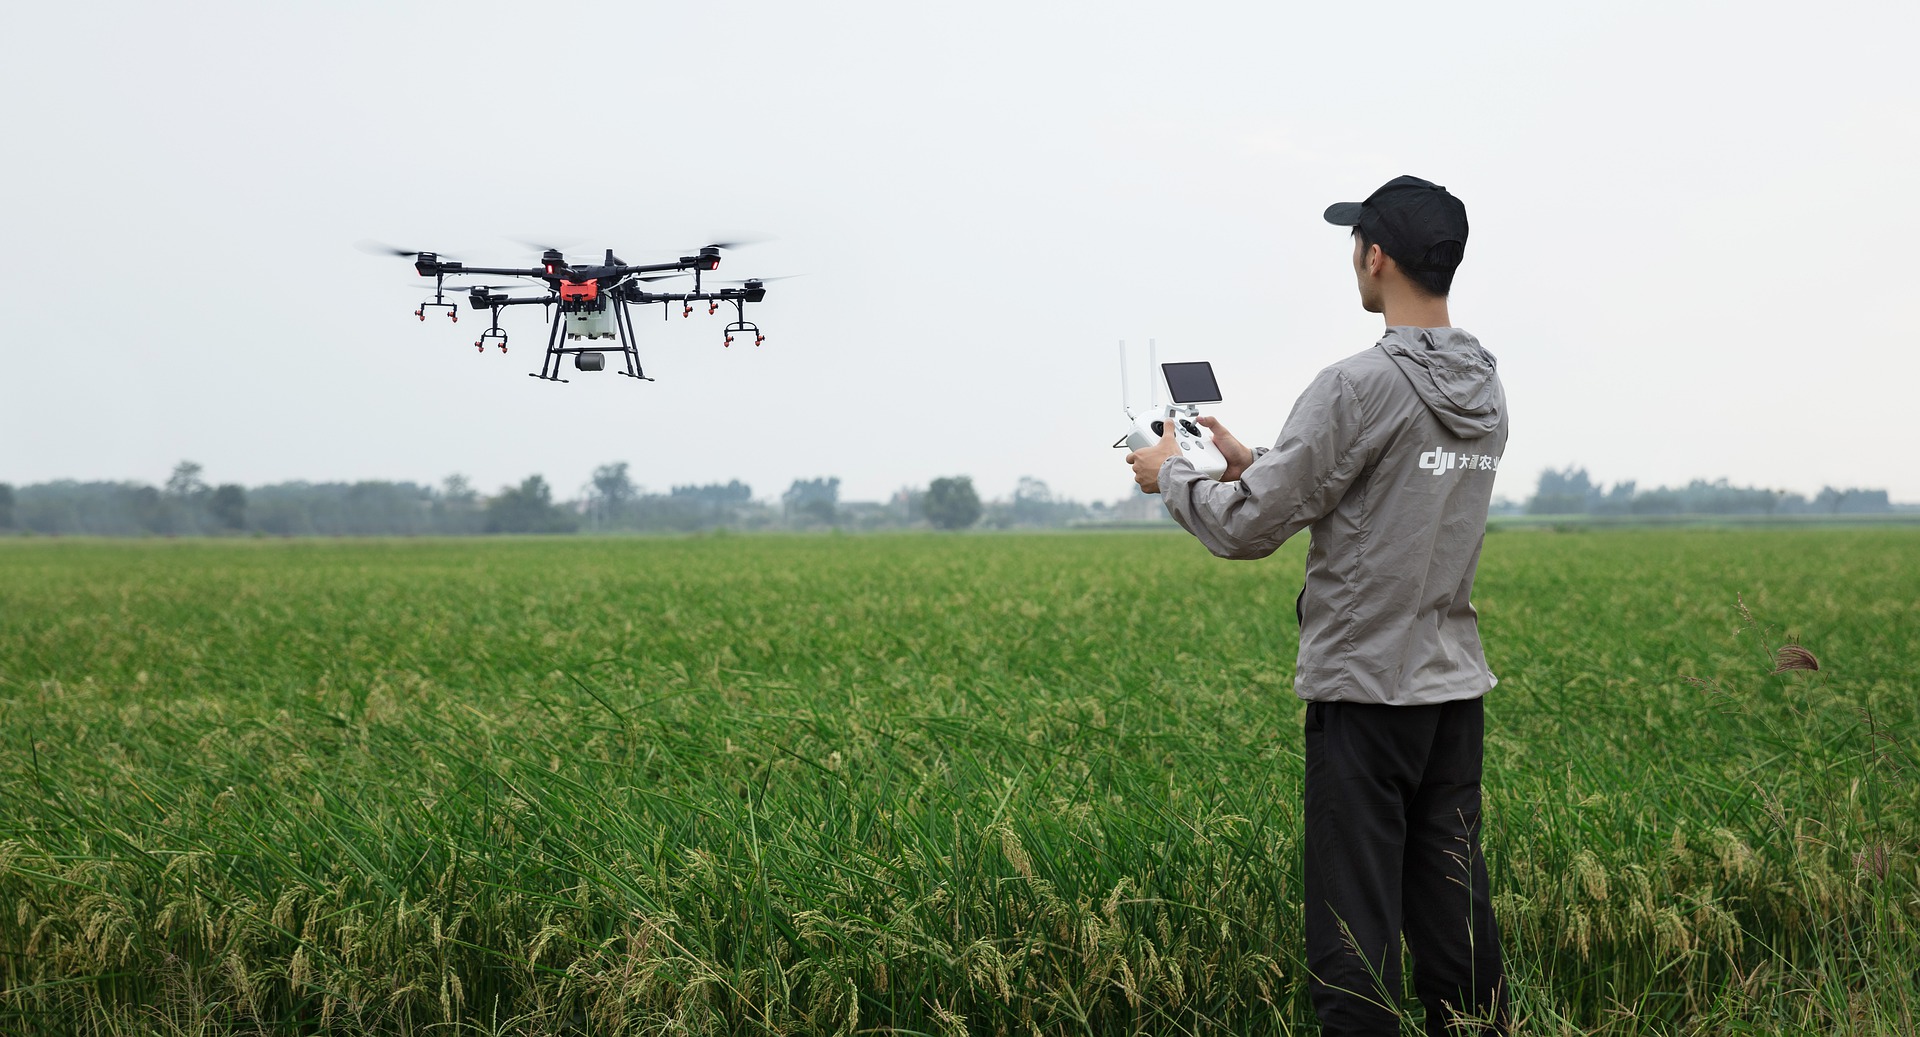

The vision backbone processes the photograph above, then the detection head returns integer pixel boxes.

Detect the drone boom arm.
[471,293,556,308]
[623,290,753,301]
[618,290,767,307]
[433,265,547,278]
[614,260,709,276]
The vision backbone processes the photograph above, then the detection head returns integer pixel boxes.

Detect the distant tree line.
[0,462,1133,536]
[9,461,1898,537]
[1526,467,1893,516]
[3,463,252,537]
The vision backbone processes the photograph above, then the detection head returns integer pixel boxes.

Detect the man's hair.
[1354,227,1458,298]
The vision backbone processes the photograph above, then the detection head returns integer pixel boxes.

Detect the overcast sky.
[3,1,1915,506]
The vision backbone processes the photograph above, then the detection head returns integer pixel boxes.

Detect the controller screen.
[1162,362,1222,404]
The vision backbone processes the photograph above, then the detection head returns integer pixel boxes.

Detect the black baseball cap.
[1323,175,1468,272]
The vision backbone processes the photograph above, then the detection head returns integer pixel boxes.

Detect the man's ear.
[1365,242,1387,278]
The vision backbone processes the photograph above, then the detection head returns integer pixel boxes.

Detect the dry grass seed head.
[1771,644,1820,674]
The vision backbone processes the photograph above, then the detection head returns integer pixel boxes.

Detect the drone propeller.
[510,237,585,256]
[407,281,522,292]
[626,234,775,257]
[715,274,804,284]
[358,239,458,259]
[634,273,692,282]
[692,236,772,251]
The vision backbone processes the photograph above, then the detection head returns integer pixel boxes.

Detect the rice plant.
[0,530,1913,1034]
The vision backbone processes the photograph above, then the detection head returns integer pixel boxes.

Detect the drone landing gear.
[530,307,571,383]
[530,296,654,383]
[614,295,654,381]
[416,301,458,322]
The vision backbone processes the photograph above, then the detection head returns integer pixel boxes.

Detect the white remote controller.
[1127,411,1228,479]
[1117,341,1230,481]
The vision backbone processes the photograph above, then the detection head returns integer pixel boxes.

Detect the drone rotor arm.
[436,265,548,278]
[482,293,559,307]
[612,259,704,276]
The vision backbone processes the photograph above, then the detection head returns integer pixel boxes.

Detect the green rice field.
[1,529,1915,1035]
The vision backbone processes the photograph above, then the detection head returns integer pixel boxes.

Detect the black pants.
[1303,697,1507,1036]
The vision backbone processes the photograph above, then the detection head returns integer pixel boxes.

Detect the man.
[1124,175,1509,1035]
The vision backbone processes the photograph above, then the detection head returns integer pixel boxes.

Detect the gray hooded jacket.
[1160,326,1508,705]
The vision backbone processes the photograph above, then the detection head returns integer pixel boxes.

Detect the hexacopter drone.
[369,241,780,383]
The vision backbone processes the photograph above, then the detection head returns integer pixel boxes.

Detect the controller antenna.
[1119,340,1133,419]
[1148,338,1160,411]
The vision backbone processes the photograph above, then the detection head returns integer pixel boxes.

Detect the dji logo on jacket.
[1419,448,1502,475]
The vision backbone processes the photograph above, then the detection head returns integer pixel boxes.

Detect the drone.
[369,241,780,383]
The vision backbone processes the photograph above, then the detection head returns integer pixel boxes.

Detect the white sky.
[2,0,1915,505]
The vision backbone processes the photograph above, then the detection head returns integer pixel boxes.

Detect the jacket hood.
[1379,326,1503,439]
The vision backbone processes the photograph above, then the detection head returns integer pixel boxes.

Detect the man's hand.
[1124,420,1181,494]
[1197,416,1255,481]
